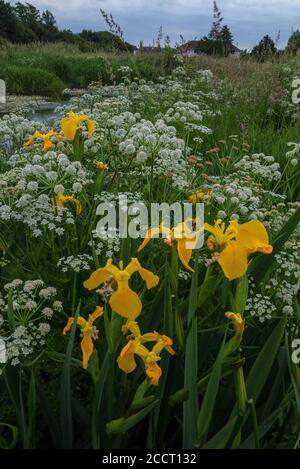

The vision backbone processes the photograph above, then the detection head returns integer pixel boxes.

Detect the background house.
[179,40,241,58]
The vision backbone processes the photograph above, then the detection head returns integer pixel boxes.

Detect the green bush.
[0,65,65,96]
[0,42,181,96]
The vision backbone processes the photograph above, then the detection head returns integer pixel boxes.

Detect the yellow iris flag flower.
[24,130,63,152]
[60,111,96,141]
[204,219,273,281]
[117,321,175,385]
[63,306,104,369]
[225,312,245,337]
[96,162,108,172]
[138,222,202,272]
[51,193,82,215]
[189,189,212,204]
[84,258,159,321]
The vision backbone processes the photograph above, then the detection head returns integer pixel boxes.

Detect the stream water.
[0,98,65,124]
[32,104,62,124]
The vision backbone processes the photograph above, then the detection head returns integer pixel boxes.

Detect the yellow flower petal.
[225,312,245,337]
[129,258,159,289]
[43,140,53,151]
[218,243,248,281]
[237,220,272,254]
[87,119,96,137]
[117,341,137,373]
[177,239,194,272]
[83,268,112,290]
[109,286,142,320]
[81,334,94,369]
[60,116,78,141]
[77,316,88,329]
[138,227,163,252]
[73,198,82,216]
[63,317,74,335]
[88,306,104,326]
[145,362,162,385]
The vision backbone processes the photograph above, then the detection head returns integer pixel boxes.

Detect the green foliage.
[0,64,64,96]
[287,30,300,54]
[0,51,299,451]
[0,43,179,96]
[251,35,277,62]
[197,1,235,57]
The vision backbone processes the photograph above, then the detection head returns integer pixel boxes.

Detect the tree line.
[0,1,134,51]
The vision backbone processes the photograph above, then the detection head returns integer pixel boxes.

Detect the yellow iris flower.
[96,162,108,172]
[60,111,96,141]
[138,222,202,272]
[24,130,63,152]
[83,258,159,320]
[225,312,245,337]
[117,321,175,385]
[204,219,273,281]
[51,193,82,215]
[63,306,104,369]
[189,189,212,204]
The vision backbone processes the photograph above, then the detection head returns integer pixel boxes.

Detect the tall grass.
[0,42,177,97]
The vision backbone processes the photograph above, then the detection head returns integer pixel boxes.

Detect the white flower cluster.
[204,175,282,222]
[272,250,300,309]
[246,234,299,329]
[0,114,45,157]
[131,120,191,188]
[0,152,90,237]
[89,232,121,258]
[10,151,91,193]
[245,291,276,323]
[0,191,73,237]
[0,279,61,367]
[164,101,206,126]
[265,202,300,233]
[57,254,93,273]
[234,153,281,183]
[196,69,214,83]
[286,142,300,167]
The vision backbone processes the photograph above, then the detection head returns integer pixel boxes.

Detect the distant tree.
[41,10,58,40]
[208,1,223,41]
[199,2,233,56]
[57,29,76,44]
[251,35,277,61]
[14,2,46,41]
[220,24,233,56]
[287,30,300,54]
[0,0,24,42]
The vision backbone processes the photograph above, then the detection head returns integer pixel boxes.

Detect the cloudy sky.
[10,0,300,49]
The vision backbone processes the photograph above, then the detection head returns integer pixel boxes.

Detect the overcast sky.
[10,0,300,49]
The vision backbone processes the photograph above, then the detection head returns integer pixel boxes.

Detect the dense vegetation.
[0,53,299,449]
[0,0,300,452]
[0,42,179,97]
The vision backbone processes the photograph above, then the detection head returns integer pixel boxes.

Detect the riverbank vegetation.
[0,53,299,449]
